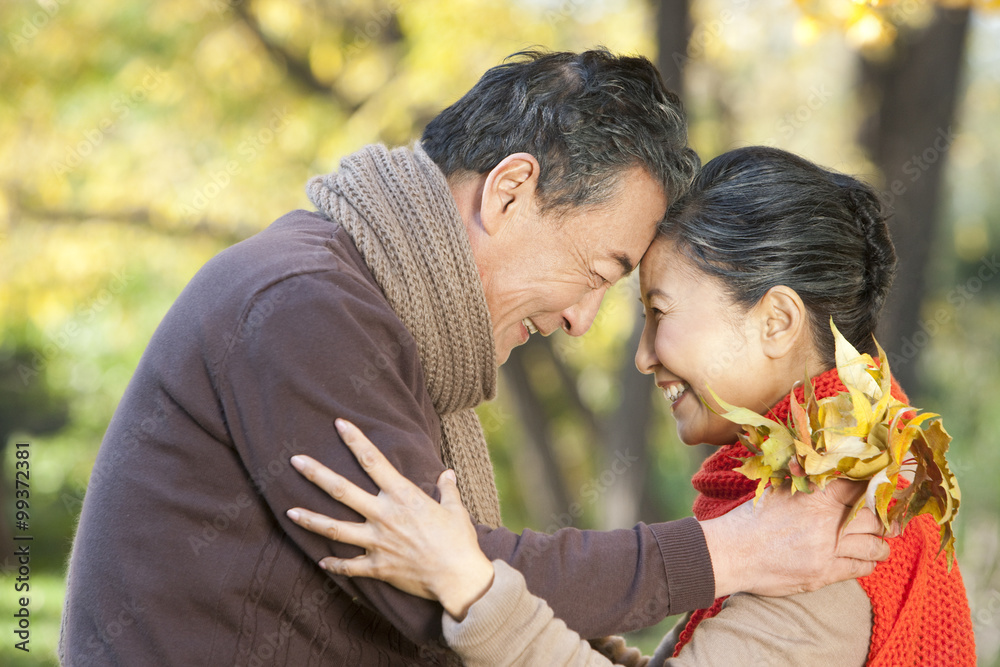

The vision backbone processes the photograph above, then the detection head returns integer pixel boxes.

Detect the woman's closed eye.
[648,302,673,319]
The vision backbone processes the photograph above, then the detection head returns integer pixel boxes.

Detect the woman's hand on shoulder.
[286,419,495,620]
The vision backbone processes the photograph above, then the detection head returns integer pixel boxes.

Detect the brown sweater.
[60,209,715,666]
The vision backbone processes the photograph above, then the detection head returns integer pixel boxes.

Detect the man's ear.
[755,285,809,360]
[480,153,540,237]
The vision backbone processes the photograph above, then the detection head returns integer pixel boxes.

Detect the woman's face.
[635,238,779,446]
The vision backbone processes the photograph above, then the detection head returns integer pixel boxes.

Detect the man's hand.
[700,480,895,598]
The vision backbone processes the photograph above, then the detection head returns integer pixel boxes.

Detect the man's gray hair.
[421,48,700,215]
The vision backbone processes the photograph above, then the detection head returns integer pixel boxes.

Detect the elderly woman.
[288,147,975,666]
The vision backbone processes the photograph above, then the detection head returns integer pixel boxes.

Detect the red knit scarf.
[672,366,976,665]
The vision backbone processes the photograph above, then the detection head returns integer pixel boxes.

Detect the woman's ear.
[480,153,540,237]
[755,285,809,360]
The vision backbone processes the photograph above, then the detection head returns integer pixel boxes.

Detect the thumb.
[437,469,462,508]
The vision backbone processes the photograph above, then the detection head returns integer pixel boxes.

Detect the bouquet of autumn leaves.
[709,320,961,567]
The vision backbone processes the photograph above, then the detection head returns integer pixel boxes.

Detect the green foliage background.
[1,0,999,664]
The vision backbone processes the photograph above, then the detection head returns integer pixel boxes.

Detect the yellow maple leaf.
[734,457,774,503]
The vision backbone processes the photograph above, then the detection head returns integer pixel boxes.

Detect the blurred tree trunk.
[502,343,573,527]
[656,0,692,99]
[859,7,971,394]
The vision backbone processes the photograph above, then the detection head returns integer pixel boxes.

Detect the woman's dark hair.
[659,146,897,365]
[421,48,700,214]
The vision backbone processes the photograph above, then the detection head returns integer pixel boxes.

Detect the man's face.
[479,166,667,364]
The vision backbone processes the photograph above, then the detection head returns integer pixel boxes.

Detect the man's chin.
[495,346,512,366]
[494,335,523,366]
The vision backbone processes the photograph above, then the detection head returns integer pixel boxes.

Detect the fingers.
[318,555,376,578]
[816,557,877,587]
[286,507,372,548]
[841,507,883,536]
[290,454,379,518]
[436,469,463,510]
[843,557,878,580]
[335,419,410,493]
[842,507,901,539]
[837,533,890,563]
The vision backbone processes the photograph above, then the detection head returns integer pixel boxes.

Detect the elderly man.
[61,49,888,665]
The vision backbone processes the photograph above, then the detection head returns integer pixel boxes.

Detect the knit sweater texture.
[673,366,977,666]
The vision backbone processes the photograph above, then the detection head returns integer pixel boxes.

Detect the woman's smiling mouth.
[659,381,690,407]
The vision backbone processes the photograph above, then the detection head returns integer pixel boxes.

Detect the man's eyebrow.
[611,252,635,277]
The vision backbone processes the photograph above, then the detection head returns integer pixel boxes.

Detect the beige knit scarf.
[307,143,503,529]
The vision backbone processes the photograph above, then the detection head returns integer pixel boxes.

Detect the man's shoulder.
[214,209,373,288]
[183,209,386,314]
[158,209,405,364]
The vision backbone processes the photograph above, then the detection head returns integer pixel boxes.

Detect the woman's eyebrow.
[643,287,669,302]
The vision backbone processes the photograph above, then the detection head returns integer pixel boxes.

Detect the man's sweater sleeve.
[217,268,715,646]
[218,268,454,645]
[477,518,714,637]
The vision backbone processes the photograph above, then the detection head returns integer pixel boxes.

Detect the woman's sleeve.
[444,561,649,667]
[650,580,872,667]
[443,565,871,667]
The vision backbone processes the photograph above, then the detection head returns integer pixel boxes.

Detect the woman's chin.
[675,424,706,446]
[675,422,737,447]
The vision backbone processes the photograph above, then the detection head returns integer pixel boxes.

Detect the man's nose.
[560,288,607,337]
